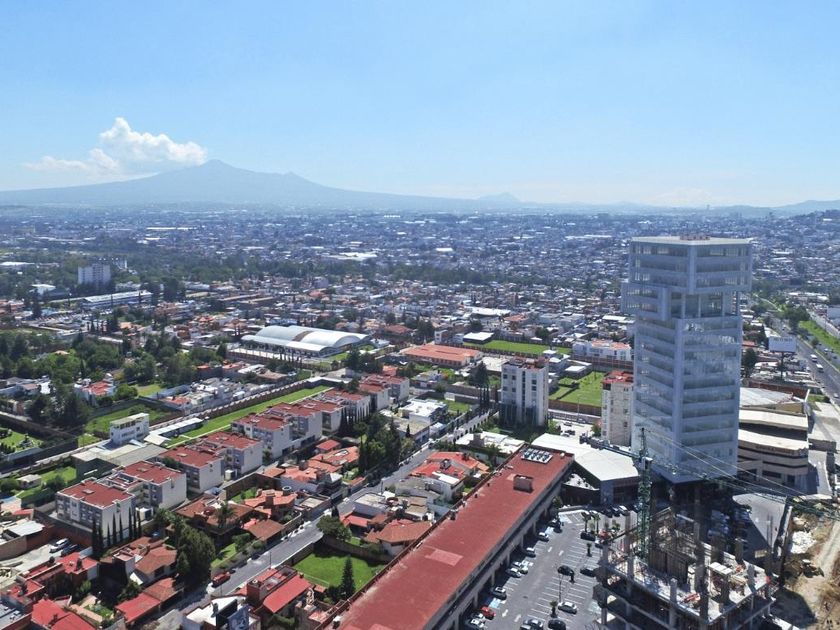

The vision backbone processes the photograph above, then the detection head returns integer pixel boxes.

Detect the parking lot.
[472,508,637,630]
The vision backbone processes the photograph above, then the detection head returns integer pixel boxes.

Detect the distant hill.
[0,160,518,210]
[0,160,837,215]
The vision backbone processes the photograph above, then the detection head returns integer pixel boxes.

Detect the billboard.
[768,336,797,353]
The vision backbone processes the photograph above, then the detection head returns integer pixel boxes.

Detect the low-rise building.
[201,431,263,476]
[55,479,135,541]
[401,343,482,368]
[110,413,150,446]
[162,445,224,492]
[104,460,187,511]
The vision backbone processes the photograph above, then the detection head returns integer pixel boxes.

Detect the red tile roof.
[339,449,573,630]
[262,574,312,614]
[242,518,284,541]
[166,445,222,468]
[59,480,133,508]
[135,545,177,576]
[121,460,182,484]
[365,520,432,545]
[202,430,261,451]
[32,599,94,630]
[115,593,159,625]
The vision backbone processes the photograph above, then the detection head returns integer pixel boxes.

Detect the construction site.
[595,507,774,629]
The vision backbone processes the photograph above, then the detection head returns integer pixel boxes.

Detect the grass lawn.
[85,404,167,435]
[293,548,384,591]
[229,487,258,503]
[550,371,605,407]
[168,385,332,446]
[212,542,238,568]
[802,320,840,356]
[136,383,164,397]
[444,399,473,415]
[16,465,77,502]
[467,340,567,356]
[78,433,101,447]
[0,429,40,451]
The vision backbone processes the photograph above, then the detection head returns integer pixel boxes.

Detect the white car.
[559,601,578,614]
[524,546,537,557]
[506,566,522,578]
[49,538,70,553]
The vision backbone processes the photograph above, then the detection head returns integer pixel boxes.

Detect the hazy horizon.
[4,2,840,207]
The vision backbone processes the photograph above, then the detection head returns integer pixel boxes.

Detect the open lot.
[474,509,636,629]
[293,547,384,591]
[0,428,40,451]
[167,385,332,445]
[467,340,567,356]
[550,372,605,407]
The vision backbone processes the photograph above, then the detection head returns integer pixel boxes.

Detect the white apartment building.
[572,339,633,363]
[201,431,263,476]
[499,358,549,427]
[163,445,225,492]
[105,460,187,510]
[77,263,111,287]
[56,479,135,540]
[601,371,633,446]
[232,406,323,459]
[109,413,150,446]
[621,236,752,481]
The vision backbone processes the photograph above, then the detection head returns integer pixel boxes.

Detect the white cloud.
[24,117,207,179]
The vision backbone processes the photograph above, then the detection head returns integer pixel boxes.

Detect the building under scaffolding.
[595,509,774,629]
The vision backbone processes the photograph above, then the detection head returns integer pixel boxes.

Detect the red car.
[480,606,495,620]
[211,571,231,587]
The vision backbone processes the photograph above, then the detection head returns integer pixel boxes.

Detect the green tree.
[340,557,355,599]
[118,581,141,602]
[742,347,758,377]
[316,515,351,541]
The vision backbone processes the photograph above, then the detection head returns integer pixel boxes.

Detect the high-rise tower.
[621,236,752,481]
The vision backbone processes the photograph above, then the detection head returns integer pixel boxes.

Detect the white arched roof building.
[242,325,369,357]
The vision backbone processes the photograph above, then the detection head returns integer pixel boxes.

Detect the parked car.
[506,566,522,578]
[49,539,70,553]
[490,586,507,599]
[558,564,574,577]
[559,601,578,614]
[479,606,495,620]
[525,618,544,629]
[60,544,80,557]
[524,545,537,557]
[537,531,549,541]
[580,530,596,541]
[514,561,529,574]
[465,616,485,629]
[580,565,597,577]
[211,571,231,587]
[548,620,567,630]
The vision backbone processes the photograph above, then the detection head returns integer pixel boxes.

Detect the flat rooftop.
[739,407,808,433]
[338,448,573,630]
[631,236,751,246]
[532,432,639,482]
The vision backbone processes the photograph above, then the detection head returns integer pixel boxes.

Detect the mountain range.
[0,160,838,215]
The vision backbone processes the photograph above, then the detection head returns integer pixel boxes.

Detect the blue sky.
[2,1,840,206]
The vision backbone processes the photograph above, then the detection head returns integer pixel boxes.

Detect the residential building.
[109,413,150,446]
[601,371,633,446]
[201,431,263,476]
[401,343,482,368]
[621,236,752,481]
[55,479,135,541]
[499,357,549,427]
[104,460,187,510]
[572,339,633,363]
[232,404,322,459]
[361,373,410,403]
[163,445,224,492]
[77,263,111,287]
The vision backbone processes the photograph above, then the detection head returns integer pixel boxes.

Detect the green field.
[467,340,568,356]
[212,542,238,568]
[167,385,332,446]
[549,371,605,407]
[136,383,164,397]
[444,399,473,415]
[85,404,168,435]
[16,465,77,503]
[78,433,101,447]
[802,321,840,356]
[0,429,40,451]
[293,548,384,591]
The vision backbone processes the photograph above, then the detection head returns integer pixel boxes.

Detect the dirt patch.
[781,520,840,628]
